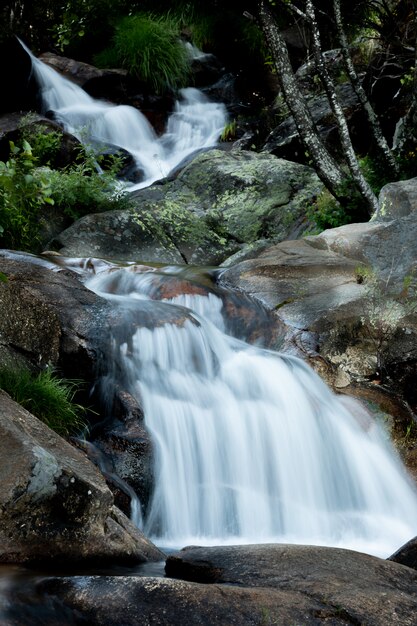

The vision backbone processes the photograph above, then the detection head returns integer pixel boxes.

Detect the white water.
[22,41,227,190]
[87,266,417,558]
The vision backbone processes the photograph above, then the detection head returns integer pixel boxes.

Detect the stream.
[3,41,417,622]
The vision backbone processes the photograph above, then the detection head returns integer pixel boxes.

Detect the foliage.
[358,155,393,195]
[306,188,350,230]
[220,120,237,142]
[95,14,191,94]
[0,367,88,436]
[49,146,131,220]
[0,140,54,250]
[0,135,130,252]
[19,116,63,167]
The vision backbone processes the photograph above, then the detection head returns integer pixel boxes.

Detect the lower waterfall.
[86,265,417,558]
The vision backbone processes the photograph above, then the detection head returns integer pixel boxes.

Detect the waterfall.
[86,265,417,558]
[20,41,227,190]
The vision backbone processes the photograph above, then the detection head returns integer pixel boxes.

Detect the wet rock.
[0,253,109,381]
[388,536,417,570]
[39,52,128,92]
[93,390,154,511]
[4,544,417,625]
[0,390,163,566]
[50,210,185,265]
[219,220,417,418]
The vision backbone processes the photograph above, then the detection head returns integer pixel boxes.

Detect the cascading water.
[86,265,417,558]
[21,41,227,190]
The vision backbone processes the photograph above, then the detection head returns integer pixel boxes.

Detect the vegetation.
[95,13,191,94]
[0,367,88,436]
[0,140,54,250]
[0,134,130,252]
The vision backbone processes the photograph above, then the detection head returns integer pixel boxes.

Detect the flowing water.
[14,43,417,560]
[85,264,417,558]
[21,41,227,190]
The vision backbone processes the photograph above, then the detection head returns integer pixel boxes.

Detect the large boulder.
[220,201,417,436]
[4,544,417,624]
[0,390,163,565]
[39,52,128,92]
[374,177,417,221]
[49,209,186,265]
[0,252,109,380]
[52,149,322,265]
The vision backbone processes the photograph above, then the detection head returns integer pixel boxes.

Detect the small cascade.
[75,439,144,529]
[86,265,417,557]
[20,40,227,189]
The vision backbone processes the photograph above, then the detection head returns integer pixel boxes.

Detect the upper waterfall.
[20,40,227,190]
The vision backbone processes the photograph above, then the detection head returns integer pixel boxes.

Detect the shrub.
[0,367,88,436]
[0,140,54,250]
[49,146,131,220]
[95,13,190,94]
[0,138,130,252]
[306,188,350,231]
[19,115,63,166]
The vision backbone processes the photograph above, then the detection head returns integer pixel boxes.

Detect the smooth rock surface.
[0,390,163,565]
[3,544,417,625]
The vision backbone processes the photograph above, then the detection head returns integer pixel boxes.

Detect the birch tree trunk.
[257,0,345,195]
[394,0,417,161]
[333,0,399,177]
[305,0,379,215]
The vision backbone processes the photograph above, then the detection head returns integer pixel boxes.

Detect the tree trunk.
[305,0,379,215]
[257,0,346,195]
[333,0,399,177]
[395,1,417,160]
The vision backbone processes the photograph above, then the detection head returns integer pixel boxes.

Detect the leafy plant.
[306,188,350,230]
[19,115,63,167]
[359,155,392,195]
[0,140,54,250]
[0,136,130,251]
[49,146,130,220]
[95,13,191,94]
[0,367,88,436]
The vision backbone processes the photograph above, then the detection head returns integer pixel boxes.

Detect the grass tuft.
[0,367,88,437]
[95,13,190,94]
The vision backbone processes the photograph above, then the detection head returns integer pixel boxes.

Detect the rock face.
[0,390,163,565]
[220,183,417,425]
[0,252,109,380]
[4,544,417,625]
[39,52,128,91]
[50,209,186,265]
[53,149,322,265]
